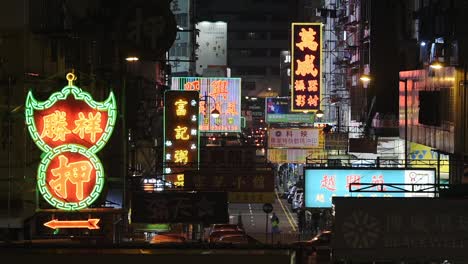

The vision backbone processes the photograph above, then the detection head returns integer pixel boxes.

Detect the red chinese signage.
[291,23,322,112]
[34,99,109,149]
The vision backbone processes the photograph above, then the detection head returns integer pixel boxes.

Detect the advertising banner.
[196,21,227,75]
[304,168,436,208]
[265,97,314,123]
[131,191,228,224]
[184,168,274,193]
[163,90,199,180]
[291,23,322,112]
[267,148,327,163]
[171,77,241,132]
[268,128,321,148]
[333,197,468,261]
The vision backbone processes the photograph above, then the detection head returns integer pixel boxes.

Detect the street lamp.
[429,60,443,70]
[200,91,221,131]
[360,74,371,83]
[316,109,324,118]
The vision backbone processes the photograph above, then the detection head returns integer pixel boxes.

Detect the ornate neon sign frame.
[25,82,117,154]
[25,73,116,210]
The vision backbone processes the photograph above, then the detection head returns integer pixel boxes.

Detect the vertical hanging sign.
[291,23,322,112]
[25,73,117,210]
[163,90,199,185]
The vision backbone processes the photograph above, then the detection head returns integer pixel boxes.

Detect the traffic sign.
[263,203,273,214]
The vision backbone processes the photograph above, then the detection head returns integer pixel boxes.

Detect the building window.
[175,13,188,28]
[170,43,188,57]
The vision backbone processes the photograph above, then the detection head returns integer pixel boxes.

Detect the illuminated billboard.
[163,90,200,182]
[266,97,315,123]
[25,73,117,210]
[304,168,436,208]
[171,77,241,132]
[268,128,323,149]
[291,23,322,112]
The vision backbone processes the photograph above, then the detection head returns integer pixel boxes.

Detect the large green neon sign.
[25,73,117,210]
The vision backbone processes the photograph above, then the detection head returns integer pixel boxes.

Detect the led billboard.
[266,97,314,123]
[163,90,200,182]
[171,77,241,132]
[291,23,322,112]
[304,168,436,208]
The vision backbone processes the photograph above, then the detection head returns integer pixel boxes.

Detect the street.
[228,190,300,243]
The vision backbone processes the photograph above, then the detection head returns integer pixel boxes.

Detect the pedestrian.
[271,212,280,233]
[312,210,320,235]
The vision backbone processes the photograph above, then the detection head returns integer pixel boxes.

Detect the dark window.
[270,31,286,40]
[418,91,441,126]
[175,13,188,28]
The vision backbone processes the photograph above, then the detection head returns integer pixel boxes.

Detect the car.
[215,234,261,245]
[292,230,332,254]
[149,233,186,244]
[209,224,243,234]
[208,229,245,243]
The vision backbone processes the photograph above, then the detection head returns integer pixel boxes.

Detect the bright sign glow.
[291,23,322,112]
[171,77,241,132]
[44,218,100,229]
[164,91,200,187]
[25,73,116,210]
[304,168,436,208]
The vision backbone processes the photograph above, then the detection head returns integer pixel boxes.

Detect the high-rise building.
[196,0,298,98]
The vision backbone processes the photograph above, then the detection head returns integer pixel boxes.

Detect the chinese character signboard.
[163,90,199,180]
[131,191,228,224]
[171,77,241,132]
[332,197,468,261]
[266,97,315,123]
[25,73,117,210]
[291,23,322,112]
[304,168,436,208]
[268,128,322,148]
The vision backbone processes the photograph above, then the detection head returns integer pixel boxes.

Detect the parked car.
[292,230,332,254]
[208,229,245,243]
[210,224,243,232]
[149,233,186,244]
[215,234,261,245]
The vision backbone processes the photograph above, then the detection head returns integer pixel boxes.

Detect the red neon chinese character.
[320,175,336,191]
[307,94,319,107]
[295,95,306,107]
[307,80,318,92]
[294,80,306,91]
[73,112,103,143]
[210,80,228,99]
[41,110,71,141]
[295,55,318,77]
[50,155,92,200]
[184,80,200,91]
[296,27,319,52]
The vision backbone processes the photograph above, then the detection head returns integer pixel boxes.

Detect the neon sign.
[291,23,322,112]
[44,218,100,230]
[171,77,241,132]
[163,91,199,186]
[25,73,117,210]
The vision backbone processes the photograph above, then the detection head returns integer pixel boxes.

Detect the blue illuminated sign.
[304,168,435,208]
